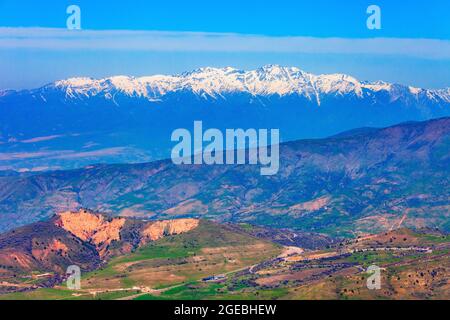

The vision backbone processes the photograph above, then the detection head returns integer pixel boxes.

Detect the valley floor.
[0,227,448,300]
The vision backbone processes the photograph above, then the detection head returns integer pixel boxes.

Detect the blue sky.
[0,0,449,89]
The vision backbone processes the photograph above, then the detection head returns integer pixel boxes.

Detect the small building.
[202,275,226,282]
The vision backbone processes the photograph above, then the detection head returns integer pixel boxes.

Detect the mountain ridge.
[23,65,450,105]
[1,65,449,172]
[0,117,448,235]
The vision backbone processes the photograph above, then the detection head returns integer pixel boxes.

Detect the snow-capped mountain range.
[46,65,450,105]
[0,65,449,172]
[0,65,432,105]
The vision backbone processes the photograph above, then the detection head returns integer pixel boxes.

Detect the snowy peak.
[46,65,449,104]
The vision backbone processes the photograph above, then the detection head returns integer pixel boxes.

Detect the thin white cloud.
[0,147,128,161]
[51,147,128,159]
[0,27,449,59]
[20,135,63,144]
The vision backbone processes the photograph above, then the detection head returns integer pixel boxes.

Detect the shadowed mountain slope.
[0,117,448,236]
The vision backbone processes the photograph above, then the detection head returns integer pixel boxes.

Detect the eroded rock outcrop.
[55,209,126,256]
[32,239,69,262]
[53,209,199,257]
[141,219,199,244]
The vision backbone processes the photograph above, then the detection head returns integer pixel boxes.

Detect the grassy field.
[0,220,281,300]
[135,281,289,300]
[81,220,281,290]
[1,225,448,300]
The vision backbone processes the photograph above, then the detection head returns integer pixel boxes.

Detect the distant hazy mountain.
[0,65,449,171]
[0,117,448,236]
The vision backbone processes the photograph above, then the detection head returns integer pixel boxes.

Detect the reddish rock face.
[0,209,201,276]
[141,219,199,244]
[54,210,199,257]
[55,210,126,257]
